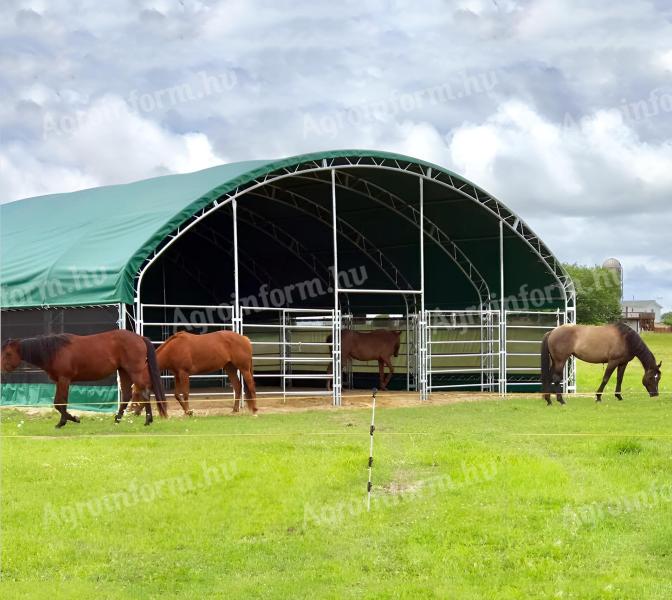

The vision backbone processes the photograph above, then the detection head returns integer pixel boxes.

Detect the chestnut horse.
[541,322,662,405]
[0,330,167,428]
[327,329,401,391]
[145,330,257,415]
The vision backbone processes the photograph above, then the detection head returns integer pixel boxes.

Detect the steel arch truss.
[131,153,576,401]
[190,221,276,289]
[235,204,331,292]
[294,170,492,308]
[134,154,571,309]
[246,184,416,294]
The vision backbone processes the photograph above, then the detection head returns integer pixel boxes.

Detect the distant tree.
[563,264,622,324]
[662,312,672,326]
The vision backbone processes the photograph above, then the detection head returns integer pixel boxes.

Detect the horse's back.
[549,323,624,363]
[51,329,146,379]
[162,330,252,373]
[68,329,144,353]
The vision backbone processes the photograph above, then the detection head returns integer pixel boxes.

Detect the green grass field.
[1,333,671,598]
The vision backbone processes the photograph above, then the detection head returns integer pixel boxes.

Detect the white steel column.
[405,311,411,391]
[281,309,287,403]
[232,198,241,333]
[134,297,142,336]
[116,302,126,412]
[331,169,342,406]
[232,198,244,407]
[419,175,428,401]
[567,317,576,393]
[499,220,506,396]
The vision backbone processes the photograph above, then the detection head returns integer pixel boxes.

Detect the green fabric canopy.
[0,149,568,310]
[1,158,270,307]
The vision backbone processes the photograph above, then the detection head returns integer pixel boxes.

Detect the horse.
[541,322,662,405]
[138,330,257,415]
[327,329,401,391]
[0,330,167,428]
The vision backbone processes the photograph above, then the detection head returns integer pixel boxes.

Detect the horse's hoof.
[615,395,623,401]
[72,416,81,423]
[55,422,66,429]
[186,410,194,417]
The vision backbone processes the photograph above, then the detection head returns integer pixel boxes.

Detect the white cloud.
[658,49,672,72]
[1,95,223,199]
[447,100,672,216]
[0,145,97,202]
[1,0,671,307]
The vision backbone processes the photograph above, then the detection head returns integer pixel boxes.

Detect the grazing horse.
[327,329,402,391]
[0,330,167,428]
[541,322,662,405]
[140,330,257,415]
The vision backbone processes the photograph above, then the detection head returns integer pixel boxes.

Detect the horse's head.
[643,361,662,397]
[129,384,146,416]
[393,330,402,357]
[1,339,22,373]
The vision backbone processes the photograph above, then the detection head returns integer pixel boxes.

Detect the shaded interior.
[141,167,565,313]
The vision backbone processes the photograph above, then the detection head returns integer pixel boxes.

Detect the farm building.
[0,150,576,410]
[621,299,663,332]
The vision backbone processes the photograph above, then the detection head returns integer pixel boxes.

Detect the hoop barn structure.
[0,150,576,411]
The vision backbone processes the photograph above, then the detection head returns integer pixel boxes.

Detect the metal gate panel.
[426,309,500,393]
[138,303,235,398]
[340,314,415,393]
[503,309,565,392]
[240,306,337,404]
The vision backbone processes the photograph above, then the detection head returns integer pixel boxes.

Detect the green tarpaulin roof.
[0,149,569,310]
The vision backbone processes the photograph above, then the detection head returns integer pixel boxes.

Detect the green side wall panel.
[1,383,117,413]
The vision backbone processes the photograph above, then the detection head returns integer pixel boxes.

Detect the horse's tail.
[144,337,168,417]
[540,331,553,394]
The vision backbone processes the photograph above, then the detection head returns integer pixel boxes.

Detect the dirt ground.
[161,388,502,417]
[1,388,503,419]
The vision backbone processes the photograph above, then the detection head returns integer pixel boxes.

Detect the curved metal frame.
[235,203,332,292]
[190,221,276,289]
[131,154,576,399]
[245,184,416,293]
[292,171,492,308]
[134,157,574,311]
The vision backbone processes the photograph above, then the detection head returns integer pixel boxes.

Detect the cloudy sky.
[1,0,671,310]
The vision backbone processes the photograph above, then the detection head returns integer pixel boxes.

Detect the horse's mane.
[614,322,657,369]
[18,334,72,368]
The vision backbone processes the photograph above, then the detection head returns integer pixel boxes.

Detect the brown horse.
[142,330,257,415]
[327,329,402,391]
[541,322,662,405]
[0,330,167,428]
